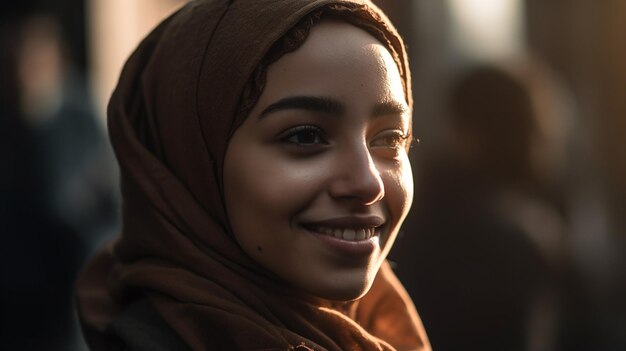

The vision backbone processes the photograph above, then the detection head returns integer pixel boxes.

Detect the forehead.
[257,21,407,109]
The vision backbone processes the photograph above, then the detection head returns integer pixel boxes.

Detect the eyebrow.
[372,99,410,116]
[258,95,409,119]
[259,96,344,118]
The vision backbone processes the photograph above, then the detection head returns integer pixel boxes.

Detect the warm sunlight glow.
[447,0,525,60]
[88,0,186,124]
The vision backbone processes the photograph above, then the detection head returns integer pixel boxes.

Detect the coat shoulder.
[82,299,191,351]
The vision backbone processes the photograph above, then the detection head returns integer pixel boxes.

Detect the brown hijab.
[76,1,429,350]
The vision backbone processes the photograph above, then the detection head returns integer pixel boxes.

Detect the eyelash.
[370,130,411,149]
[279,125,328,146]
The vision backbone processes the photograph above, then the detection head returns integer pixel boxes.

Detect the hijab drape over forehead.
[76,0,428,350]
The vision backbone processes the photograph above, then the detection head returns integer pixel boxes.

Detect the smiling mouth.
[308,226,378,241]
[301,215,385,242]
[315,227,377,241]
[304,225,382,241]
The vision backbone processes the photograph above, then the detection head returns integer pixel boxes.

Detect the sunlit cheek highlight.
[378,153,413,254]
[399,154,414,209]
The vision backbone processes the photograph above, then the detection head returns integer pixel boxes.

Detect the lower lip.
[305,228,380,256]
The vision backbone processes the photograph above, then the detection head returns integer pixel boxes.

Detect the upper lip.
[301,215,385,229]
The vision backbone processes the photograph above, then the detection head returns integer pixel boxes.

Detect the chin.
[330,288,370,302]
[307,273,376,302]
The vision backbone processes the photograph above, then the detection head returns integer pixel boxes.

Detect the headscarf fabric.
[76,1,429,350]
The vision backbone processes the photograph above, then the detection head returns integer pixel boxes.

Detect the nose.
[328,143,385,205]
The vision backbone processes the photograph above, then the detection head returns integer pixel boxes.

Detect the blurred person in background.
[16,15,118,248]
[392,58,577,351]
[0,14,117,350]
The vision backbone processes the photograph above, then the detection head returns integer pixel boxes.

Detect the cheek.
[400,155,414,209]
[376,156,412,260]
[381,155,414,227]
[225,150,329,226]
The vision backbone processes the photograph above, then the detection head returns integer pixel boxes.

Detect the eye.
[280,125,328,146]
[370,129,410,150]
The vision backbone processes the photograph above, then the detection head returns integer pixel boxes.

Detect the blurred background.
[0,0,624,350]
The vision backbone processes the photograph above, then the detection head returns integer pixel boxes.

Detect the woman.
[76,1,430,350]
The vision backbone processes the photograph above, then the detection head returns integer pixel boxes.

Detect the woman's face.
[223,21,413,301]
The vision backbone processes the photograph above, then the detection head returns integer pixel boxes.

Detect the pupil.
[298,131,317,144]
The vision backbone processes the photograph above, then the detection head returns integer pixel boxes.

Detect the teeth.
[334,229,342,238]
[314,226,378,242]
[343,229,356,240]
[355,229,366,240]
